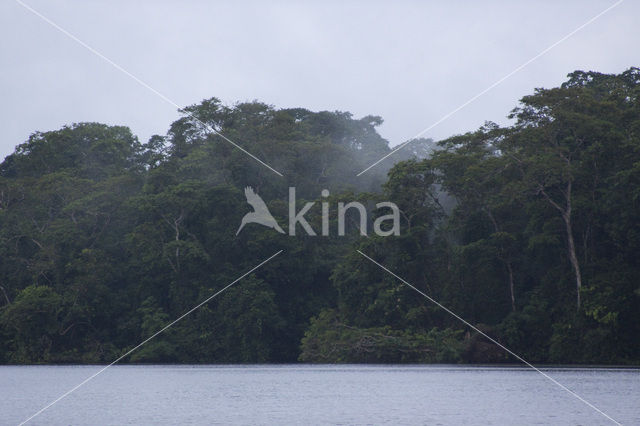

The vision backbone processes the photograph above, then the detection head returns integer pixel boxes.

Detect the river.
[2,364,638,425]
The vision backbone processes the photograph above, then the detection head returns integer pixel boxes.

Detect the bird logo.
[236,186,285,235]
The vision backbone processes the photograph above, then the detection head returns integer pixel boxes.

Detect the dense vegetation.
[1,68,639,365]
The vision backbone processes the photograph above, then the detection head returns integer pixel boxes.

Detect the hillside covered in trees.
[1,68,639,365]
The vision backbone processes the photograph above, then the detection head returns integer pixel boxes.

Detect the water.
[1,365,638,425]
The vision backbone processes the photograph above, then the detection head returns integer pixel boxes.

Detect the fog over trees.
[1,68,639,365]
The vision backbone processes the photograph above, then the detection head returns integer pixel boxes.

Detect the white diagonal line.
[18,249,284,426]
[356,0,625,176]
[357,249,621,425]
[15,0,283,177]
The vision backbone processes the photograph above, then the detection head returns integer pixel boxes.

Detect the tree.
[432,123,523,312]
[1,285,63,362]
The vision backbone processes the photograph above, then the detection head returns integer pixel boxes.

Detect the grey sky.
[1,0,638,161]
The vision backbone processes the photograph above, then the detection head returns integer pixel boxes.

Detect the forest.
[0,68,638,365]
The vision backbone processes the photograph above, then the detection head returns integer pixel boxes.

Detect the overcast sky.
[1,0,638,160]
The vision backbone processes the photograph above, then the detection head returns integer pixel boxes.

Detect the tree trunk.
[563,179,582,310]
[0,285,10,306]
[485,208,516,312]
[564,212,582,309]
[506,262,516,312]
[539,179,582,310]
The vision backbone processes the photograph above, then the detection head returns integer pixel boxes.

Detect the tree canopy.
[1,69,639,365]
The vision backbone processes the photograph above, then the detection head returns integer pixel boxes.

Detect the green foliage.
[0,102,393,363]
[299,309,464,363]
[1,69,640,364]
[128,297,176,363]
[319,68,640,364]
[1,285,62,362]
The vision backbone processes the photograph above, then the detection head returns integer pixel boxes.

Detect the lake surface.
[1,365,638,425]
